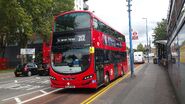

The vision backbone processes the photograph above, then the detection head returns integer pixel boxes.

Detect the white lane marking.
[36,77,40,79]
[12,85,32,90]
[26,85,43,91]
[14,80,18,83]
[6,84,20,89]
[2,87,51,101]
[0,83,43,91]
[21,88,63,104]
[0,79,49,90]
[0,77,35,84]
[38,80,50,84]
[15,97,21,103]
[0,83,18,88]
[0,76,48,84]
[40,90,48,94]
[0,77,36,84]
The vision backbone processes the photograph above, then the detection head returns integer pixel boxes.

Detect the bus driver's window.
[93,19,98,29]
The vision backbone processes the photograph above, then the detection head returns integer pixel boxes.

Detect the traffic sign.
[20,48,35,55]
[132,31,138,40]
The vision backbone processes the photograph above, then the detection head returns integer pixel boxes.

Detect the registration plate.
[65,86,75,88]
[17,72,22,74]
[38,68,44,70]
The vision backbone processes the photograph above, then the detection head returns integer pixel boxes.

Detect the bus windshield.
[51,12,91,74]
[54,12,91,32]
[51,47,90,74]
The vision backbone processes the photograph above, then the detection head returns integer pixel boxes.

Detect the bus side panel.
[117,62,124,76]
[92,30,104,49]
[122,43,126,51]
[104,64,115,81]
[123,60,128,73]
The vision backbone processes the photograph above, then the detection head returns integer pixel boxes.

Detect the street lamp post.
[142,18,149,63]
[127,0,134,77]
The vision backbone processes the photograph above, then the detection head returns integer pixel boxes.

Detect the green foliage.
[136,43,145,52]
[0,0,32,48]
[0,0,74,57]
[22,0,53,40]
[21,0,74,41]
[153,19,167,45]
[53,0,74,15]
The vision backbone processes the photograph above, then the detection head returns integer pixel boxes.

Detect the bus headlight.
[83,75,93,80]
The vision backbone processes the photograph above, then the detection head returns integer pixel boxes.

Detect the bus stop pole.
[127,0,134,77]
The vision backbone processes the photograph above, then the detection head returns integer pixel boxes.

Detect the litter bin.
[153,58,157,64]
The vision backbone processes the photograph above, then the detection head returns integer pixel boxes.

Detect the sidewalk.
[0,71,14,80]
[93,63,178,104]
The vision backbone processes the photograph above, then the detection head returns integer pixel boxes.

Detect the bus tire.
[104,73,110,86]
[120,69,124,77]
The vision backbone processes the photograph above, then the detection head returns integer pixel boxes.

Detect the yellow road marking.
[81,74,129,104]
[81,64,143,104]
[86,74,130,104]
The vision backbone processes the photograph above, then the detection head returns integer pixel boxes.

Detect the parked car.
[38,63,50,76]
[14,63,38,77]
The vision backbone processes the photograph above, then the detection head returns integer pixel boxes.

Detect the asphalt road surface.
[0,73,51,104]
[0,64,142,104]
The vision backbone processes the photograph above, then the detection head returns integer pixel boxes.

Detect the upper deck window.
[93,18,125,42]
[55,12,91,32]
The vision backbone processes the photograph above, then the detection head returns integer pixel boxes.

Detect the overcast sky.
[87,0,169,49]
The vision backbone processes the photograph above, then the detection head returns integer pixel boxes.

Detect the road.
[0,64,142,104]
[0,73,51,104]
[24,64,142,104]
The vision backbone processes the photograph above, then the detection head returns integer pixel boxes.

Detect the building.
[74,0,83,10]
[167,0,185,104]
[74,0,88,10]
[3,34,44,68]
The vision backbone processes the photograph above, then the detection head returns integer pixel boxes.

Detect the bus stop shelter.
[154,40,167,66]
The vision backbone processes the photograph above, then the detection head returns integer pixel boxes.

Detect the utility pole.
[149,37,151,53]
[143,18,149,63]
[126,0,134,77]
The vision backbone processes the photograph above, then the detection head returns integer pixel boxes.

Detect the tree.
[153,19,167,45]
[136,43,145,52]
[21,0,53,42]
[0,0,74,57]
[0,0,33,57]
[21,0,74,42]
[53,0,74,15]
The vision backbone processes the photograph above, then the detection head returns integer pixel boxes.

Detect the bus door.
[113,52,119,78]
[95,49,104,85]
[114,64,119,78]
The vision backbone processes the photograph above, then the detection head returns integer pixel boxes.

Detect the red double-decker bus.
[38,42,50,76]
[50,10,128,89]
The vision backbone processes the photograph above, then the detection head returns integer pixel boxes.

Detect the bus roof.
[54,10,125,37]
